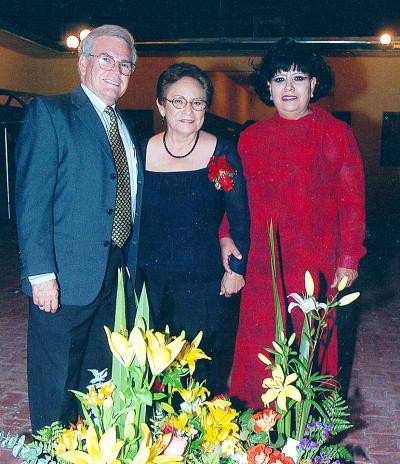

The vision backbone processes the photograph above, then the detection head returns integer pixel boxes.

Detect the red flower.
[163,424,174,435]
[69,416,83,430]
[251,408,281,433]
[211,393,229,402]
[207,154,236,192]
[219,175,234,191]
[152,378,166,392]
[269,450,294,464]
[247,444,273,464]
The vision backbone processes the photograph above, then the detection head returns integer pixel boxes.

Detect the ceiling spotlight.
[380,33,392,46]
[79,29,91,41]
[66,35,80,49]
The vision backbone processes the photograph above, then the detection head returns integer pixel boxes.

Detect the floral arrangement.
[0,228,358,464]
[207,154,236,192]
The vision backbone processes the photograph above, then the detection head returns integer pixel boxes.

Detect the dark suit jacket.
[15,86,144,305]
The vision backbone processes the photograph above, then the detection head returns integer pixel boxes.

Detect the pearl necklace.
[163,131,200,159]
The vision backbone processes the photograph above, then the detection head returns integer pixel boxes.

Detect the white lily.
[337,275,349,292]
[287,293,327,314]
[304,271,314,297]
[338,292,360,306]
[258,352,272,366]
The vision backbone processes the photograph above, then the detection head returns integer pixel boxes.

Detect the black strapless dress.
[138,136,250,393]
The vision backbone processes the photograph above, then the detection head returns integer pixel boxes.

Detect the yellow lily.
[145,330,186,376]
[104,326,147,368]
[174,331,211,375]
[261,364,301,412]
[60,425,124,464]
[130,326,147,366]
[104,326,136,368]
[201,402,239,449]
[172,382,209,405]
[54,429,79,454]
[98,381,115,399]
[168,412,189,431]
[132,423,183,464]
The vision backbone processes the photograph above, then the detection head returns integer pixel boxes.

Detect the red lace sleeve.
[336,126,366,269]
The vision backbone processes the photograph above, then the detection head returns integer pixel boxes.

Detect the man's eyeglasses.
[89,53,135,76]
[164,96,208,111]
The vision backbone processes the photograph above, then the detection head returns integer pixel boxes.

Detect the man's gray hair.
[79,24,137,64]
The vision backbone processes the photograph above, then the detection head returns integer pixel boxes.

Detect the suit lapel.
[71,86,113,161]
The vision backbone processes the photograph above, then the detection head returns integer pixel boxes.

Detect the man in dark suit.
[15,25,143,432]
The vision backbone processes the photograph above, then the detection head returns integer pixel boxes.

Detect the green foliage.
[32,421,64,450]
[0,427,62,463]
[320,390,353,436]
[321,444,353,460]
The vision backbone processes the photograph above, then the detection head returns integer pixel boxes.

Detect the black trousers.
[27,246,127,432]
[141,268,232,395]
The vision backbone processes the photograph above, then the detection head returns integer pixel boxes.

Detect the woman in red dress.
[224,39,366,409]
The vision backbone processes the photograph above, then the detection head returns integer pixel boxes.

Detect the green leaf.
[136,388,153,406]
[269,222,285,353]
[269,432,286,449]
[112,269,129,420]
[161,402,176,414]
[249,431,269,444]
[135,284,150,328]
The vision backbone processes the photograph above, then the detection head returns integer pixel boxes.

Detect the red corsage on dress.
[207,154,236,192]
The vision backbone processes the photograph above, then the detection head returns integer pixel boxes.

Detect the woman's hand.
[220,237,242,274]
[331,267,358,289]
[220,271,245,297]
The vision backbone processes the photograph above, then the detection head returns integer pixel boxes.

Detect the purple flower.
[298,438,311,451]
[322,428,331,440]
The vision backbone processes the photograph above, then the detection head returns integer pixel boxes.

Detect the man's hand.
[220,237,242,274]
[32,280,60,313]
[220,271,245,297]
[331,267,358,289]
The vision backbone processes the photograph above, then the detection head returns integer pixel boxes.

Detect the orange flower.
[269,450,294,464]
[247,444,273,464]
[252,408,281,433]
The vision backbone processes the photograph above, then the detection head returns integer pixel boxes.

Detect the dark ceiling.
[0,0,400,53]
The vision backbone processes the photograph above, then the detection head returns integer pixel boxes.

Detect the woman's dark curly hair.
[156,62,214,106]
[251,38,334,106]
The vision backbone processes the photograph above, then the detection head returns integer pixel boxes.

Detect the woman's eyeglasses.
[164,96,208,111]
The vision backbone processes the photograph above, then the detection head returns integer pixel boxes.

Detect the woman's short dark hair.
[156,62,214,106]
[251,38,334,106]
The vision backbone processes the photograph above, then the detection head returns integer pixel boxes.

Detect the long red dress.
[229,107,366,410]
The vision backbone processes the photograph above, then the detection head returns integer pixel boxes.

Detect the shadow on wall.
[356,110,400,306]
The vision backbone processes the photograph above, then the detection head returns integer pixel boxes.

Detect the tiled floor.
[0,223,399,463]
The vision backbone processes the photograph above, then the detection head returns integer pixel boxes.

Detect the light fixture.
[379,33,392,45]
[66,35,80,49]
[79,29,91,41]
[65,28,92,50]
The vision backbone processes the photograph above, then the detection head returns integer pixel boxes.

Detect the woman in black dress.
[138,63,250,393]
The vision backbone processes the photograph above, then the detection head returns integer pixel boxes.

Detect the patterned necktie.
[104,106,132,247]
